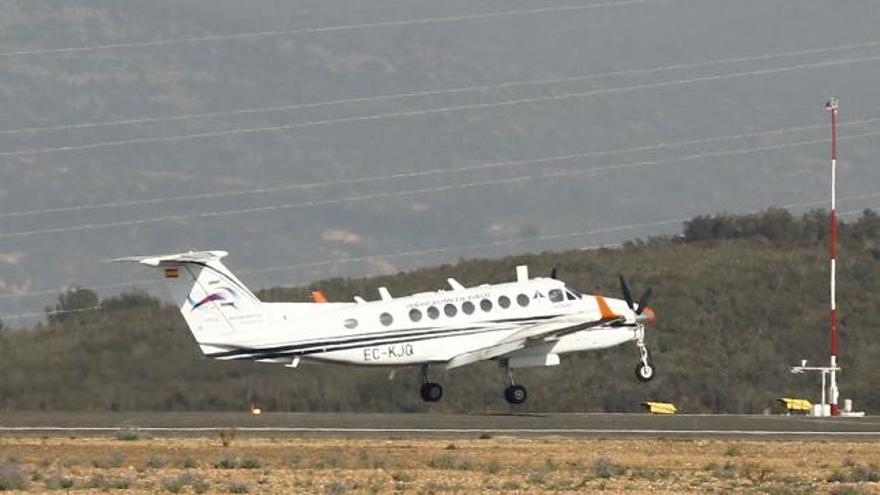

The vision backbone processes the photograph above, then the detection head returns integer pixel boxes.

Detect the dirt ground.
[0,433,878,494]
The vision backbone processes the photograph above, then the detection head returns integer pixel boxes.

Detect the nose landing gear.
[635,325,655,382]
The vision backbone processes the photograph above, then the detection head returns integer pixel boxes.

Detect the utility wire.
[8,190,880,302]
[4,53,880,157]
[3,38,880,135]
[0,0,665,58]
[4,116,880,220]
[4,201,876,320]
[2,128,880,240]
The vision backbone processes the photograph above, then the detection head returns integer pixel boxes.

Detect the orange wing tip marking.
[311,290,328,303]
[595,295,621,319]
[164,268,179,278]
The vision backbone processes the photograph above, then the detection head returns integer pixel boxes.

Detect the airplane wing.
[445,311,623,370]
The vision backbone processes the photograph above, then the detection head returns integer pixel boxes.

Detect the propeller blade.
[636,288,653,315]
[619,275,634,310]
[550,267,558,280]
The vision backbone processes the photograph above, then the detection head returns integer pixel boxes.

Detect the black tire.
[420,382,443,402]
[504,385,528,405]
[635,361,655,382]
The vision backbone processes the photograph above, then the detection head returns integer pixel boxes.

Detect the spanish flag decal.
[164,268,179,278]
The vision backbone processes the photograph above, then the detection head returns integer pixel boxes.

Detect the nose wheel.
[419,364,443,402]
[635,359,655,382]
[635,325,655,383]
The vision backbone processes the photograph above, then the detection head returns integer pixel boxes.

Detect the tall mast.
[826,97,840,417]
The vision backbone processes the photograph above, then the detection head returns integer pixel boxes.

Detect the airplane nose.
[638,307,656,326]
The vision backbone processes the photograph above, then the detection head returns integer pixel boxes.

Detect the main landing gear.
[635,325,655,382]
[419,364,443,402]
[503,362,527,405]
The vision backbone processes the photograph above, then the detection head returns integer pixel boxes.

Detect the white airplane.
[116,250,657,404]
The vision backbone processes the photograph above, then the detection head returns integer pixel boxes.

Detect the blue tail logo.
[190,287,239,311]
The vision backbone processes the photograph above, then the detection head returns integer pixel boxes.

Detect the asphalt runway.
[0,412,878,439]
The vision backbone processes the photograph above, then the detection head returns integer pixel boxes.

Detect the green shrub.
[178,455,199,469]
[0,462,27,491]
[592,457,626,479]
[325,481,351,494]
[161,476,186,493]
[92,454,124,469]
[391,472,414,483]
[85,474,131,490]
[427,454,473,470]
[827,460,880,483]
[227,480,251,493]
[240,456,264,469]
[44,473,74,490]
[215,456,239,469]
[115,428,141,441]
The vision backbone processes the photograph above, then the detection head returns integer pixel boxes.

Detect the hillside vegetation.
[1,208,878,414]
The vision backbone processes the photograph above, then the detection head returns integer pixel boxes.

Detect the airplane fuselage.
[206,277,640,369]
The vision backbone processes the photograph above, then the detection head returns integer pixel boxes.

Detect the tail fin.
[114,250,265,355]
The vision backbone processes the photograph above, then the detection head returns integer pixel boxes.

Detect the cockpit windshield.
[564,287,583,300]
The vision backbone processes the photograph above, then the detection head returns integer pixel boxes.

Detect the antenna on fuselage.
[447,278,466,291]
[378,287,393,301]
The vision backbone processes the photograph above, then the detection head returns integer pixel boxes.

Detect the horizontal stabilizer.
[112,250,228,266]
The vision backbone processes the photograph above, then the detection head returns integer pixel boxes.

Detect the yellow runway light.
[641,401,678,414]
[777,398,812,414]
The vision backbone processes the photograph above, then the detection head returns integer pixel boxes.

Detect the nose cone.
[639,307,656,326]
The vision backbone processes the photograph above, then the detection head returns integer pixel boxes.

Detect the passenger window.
[462,301,475,315]
[498,296,511,309]
[549,289,564,303]
[409,308,422,322]
[344,318,358,329]
[427,306,440,319]
[444,303,457,317]
[380,312,393,326]
[517,294,530,307]
[480,299,493,312]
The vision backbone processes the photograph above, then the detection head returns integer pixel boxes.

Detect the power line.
[0,0,664,58]
[4,38,880,135]
[5,116,880,220]
[7,190,880,303]
[3,201,876,321]
[4,53,880,157]
[3,128,880,240]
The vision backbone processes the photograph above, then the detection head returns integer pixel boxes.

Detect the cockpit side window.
[548,289,564,303]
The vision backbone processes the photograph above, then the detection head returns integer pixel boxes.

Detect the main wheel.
[504,385,528,405]
[420,382,443,402]
[635,361,655,382]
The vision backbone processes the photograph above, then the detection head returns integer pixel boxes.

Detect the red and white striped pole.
[826,97,840,416]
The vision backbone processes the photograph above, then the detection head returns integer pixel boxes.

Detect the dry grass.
[0,435,878,493]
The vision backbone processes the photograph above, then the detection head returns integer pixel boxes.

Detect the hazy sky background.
[1,0,879,324]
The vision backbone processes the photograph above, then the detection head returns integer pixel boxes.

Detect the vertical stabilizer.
[114,251,264,354]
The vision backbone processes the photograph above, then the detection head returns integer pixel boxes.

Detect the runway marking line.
[0,427,878,436]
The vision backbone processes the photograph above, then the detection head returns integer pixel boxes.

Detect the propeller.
[619,275,634,310]
[619,275,653,315]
